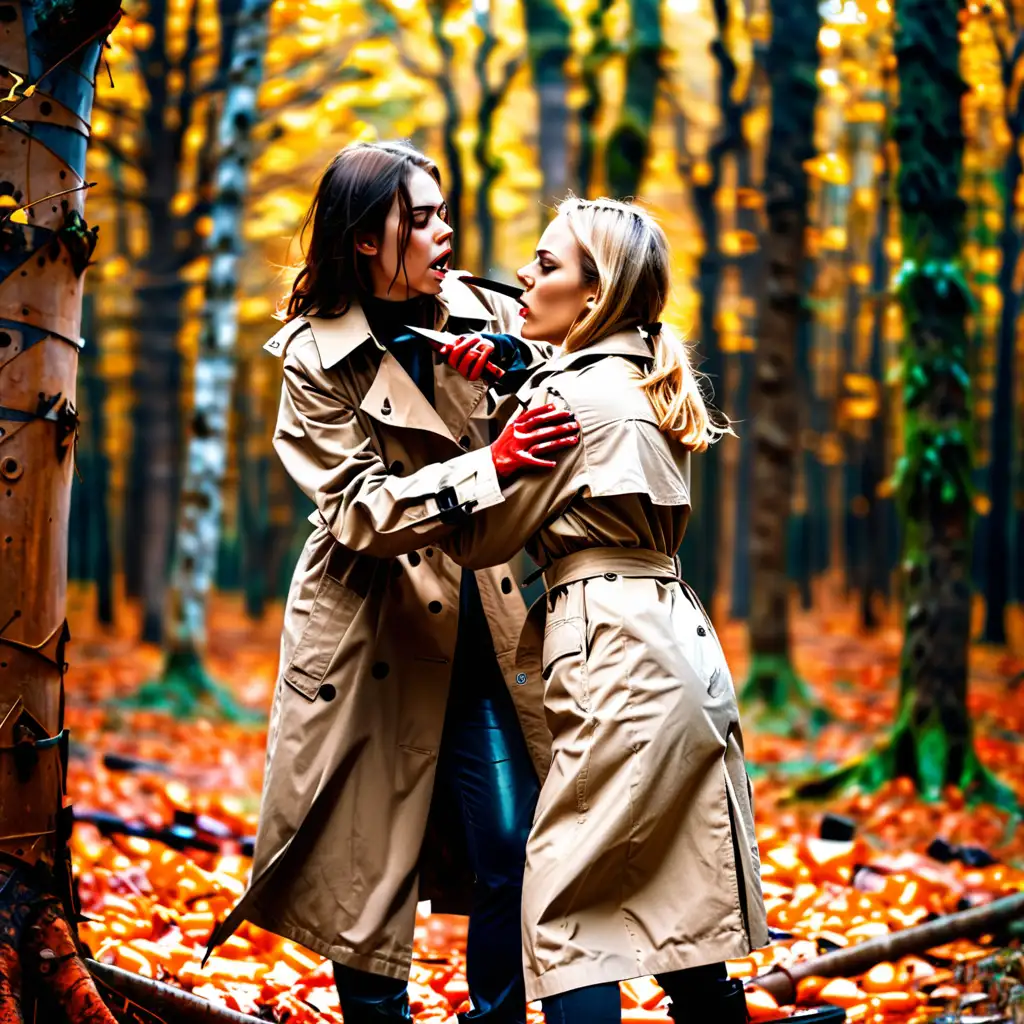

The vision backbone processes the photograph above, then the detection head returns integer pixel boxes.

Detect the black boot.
[658,966,749,1024]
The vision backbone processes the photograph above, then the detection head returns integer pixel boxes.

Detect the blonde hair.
[557,196,730,451]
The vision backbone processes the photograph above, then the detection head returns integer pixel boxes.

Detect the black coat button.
[428,601,442,614]
[319,683,337,702]
[604,572,617,581]
[381,398,391,416]
[501,576,513,594]
[389,459,404,475]
[425,548,434,557]
[459,435,471,449]
[372,662,389,679]
[408,551,421,567]
[696,624,707,636]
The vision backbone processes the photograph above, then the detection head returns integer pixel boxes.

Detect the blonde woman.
[424,198,768,1022]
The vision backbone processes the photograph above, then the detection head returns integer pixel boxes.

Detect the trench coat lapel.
[316,276,501,443]
[360,351,457,441]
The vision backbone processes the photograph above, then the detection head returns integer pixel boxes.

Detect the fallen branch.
[748,890,1024,1004]
[87,958,263,1024]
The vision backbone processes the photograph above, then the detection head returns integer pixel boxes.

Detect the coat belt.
[541,547,679,592]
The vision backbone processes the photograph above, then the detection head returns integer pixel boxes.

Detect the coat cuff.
[434,446,504,522]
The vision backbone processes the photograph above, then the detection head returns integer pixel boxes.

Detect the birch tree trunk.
[0,3,124,1020]
[154,0,272,717]
[740,0,821,724]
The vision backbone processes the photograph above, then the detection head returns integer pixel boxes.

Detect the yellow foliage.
[239,297,274,323]
[981,284,1003,314]
[691,161,713,187]
[716,309,743,335]
[821,226,848,251]
[101,256,131,281]
[846,101,886,124]
[720,230,758,256]
[803,152,850,186]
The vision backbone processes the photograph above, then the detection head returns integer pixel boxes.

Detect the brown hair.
[282,141,443,321]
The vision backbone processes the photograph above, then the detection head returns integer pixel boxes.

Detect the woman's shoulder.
[263,316,314,360]
[546,354,656,426]
[537,357,691,507]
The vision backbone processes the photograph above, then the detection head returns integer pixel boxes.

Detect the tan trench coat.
[437,329,769,1001]
[206,274,553,979]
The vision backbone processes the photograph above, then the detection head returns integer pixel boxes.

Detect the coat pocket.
[284,572,361,700]
[542,616,589,712]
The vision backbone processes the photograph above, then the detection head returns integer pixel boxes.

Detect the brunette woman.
[205,141,578,1024]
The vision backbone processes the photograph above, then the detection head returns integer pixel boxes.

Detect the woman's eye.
[539,263,555,275]
[413,216,430,229]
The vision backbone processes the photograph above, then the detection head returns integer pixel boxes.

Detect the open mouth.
[429,250,452,273]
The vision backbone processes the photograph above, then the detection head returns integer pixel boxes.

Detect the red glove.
[443,334,503,381]
[491,404,581,480]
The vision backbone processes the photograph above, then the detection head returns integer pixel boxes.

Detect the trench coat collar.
[531,328,654,382]
[307,273,497,370]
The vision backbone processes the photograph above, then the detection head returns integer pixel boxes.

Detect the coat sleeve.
[436,401,589,570]
[274,336,507,558]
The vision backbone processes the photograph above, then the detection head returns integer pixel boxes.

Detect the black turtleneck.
[361,292,437,407]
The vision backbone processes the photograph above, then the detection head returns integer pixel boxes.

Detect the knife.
[403,324,506,380]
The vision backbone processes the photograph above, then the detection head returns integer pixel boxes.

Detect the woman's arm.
[437,400,589,569]
[274,336,577,560]
[274,338,504,559]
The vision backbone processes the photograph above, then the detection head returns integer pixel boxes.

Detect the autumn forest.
[2,0,1024,1022]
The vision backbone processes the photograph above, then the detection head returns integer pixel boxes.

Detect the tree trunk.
[522,0,571,210]
[680,0,742,605]
[155,0,271,717]
[860,158,894,630]
[979,117,1022,643]
[473,9,518,274]
[742,0,819,714]
[887,0,1010,802]
[605,0,661,198]
[0,2,123,1020]
[799,0,1018,808]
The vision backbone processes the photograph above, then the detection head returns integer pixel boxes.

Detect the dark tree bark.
[800,0,1015,807]
[605,0,661,198]
[679,0,743,604]
[980,24,1024,643]
[473,7,521,273]
[122,0,242,642]
[885,0,1011,801]
[521,0,571,211]
[740,0,821,720]
[858,135,895,630]
[0,3,124,1020]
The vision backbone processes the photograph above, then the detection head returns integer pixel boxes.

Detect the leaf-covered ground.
[63,590,1024,1022]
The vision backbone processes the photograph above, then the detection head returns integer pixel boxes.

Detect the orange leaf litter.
[62,594,1024,1022]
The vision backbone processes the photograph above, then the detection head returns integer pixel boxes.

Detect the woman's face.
[361,166,453,300]
[516,215,598,343]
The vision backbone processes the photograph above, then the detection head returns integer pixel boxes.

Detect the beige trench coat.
[437,329,769,1001]
[206,274,553,979]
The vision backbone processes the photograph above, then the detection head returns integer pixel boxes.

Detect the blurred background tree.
[53,0,1022,817]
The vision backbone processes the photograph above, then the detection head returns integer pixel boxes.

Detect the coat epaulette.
[263,318,309,358]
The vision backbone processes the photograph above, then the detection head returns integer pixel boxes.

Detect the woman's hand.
[444,334,503,381]
[490,404,580,480]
